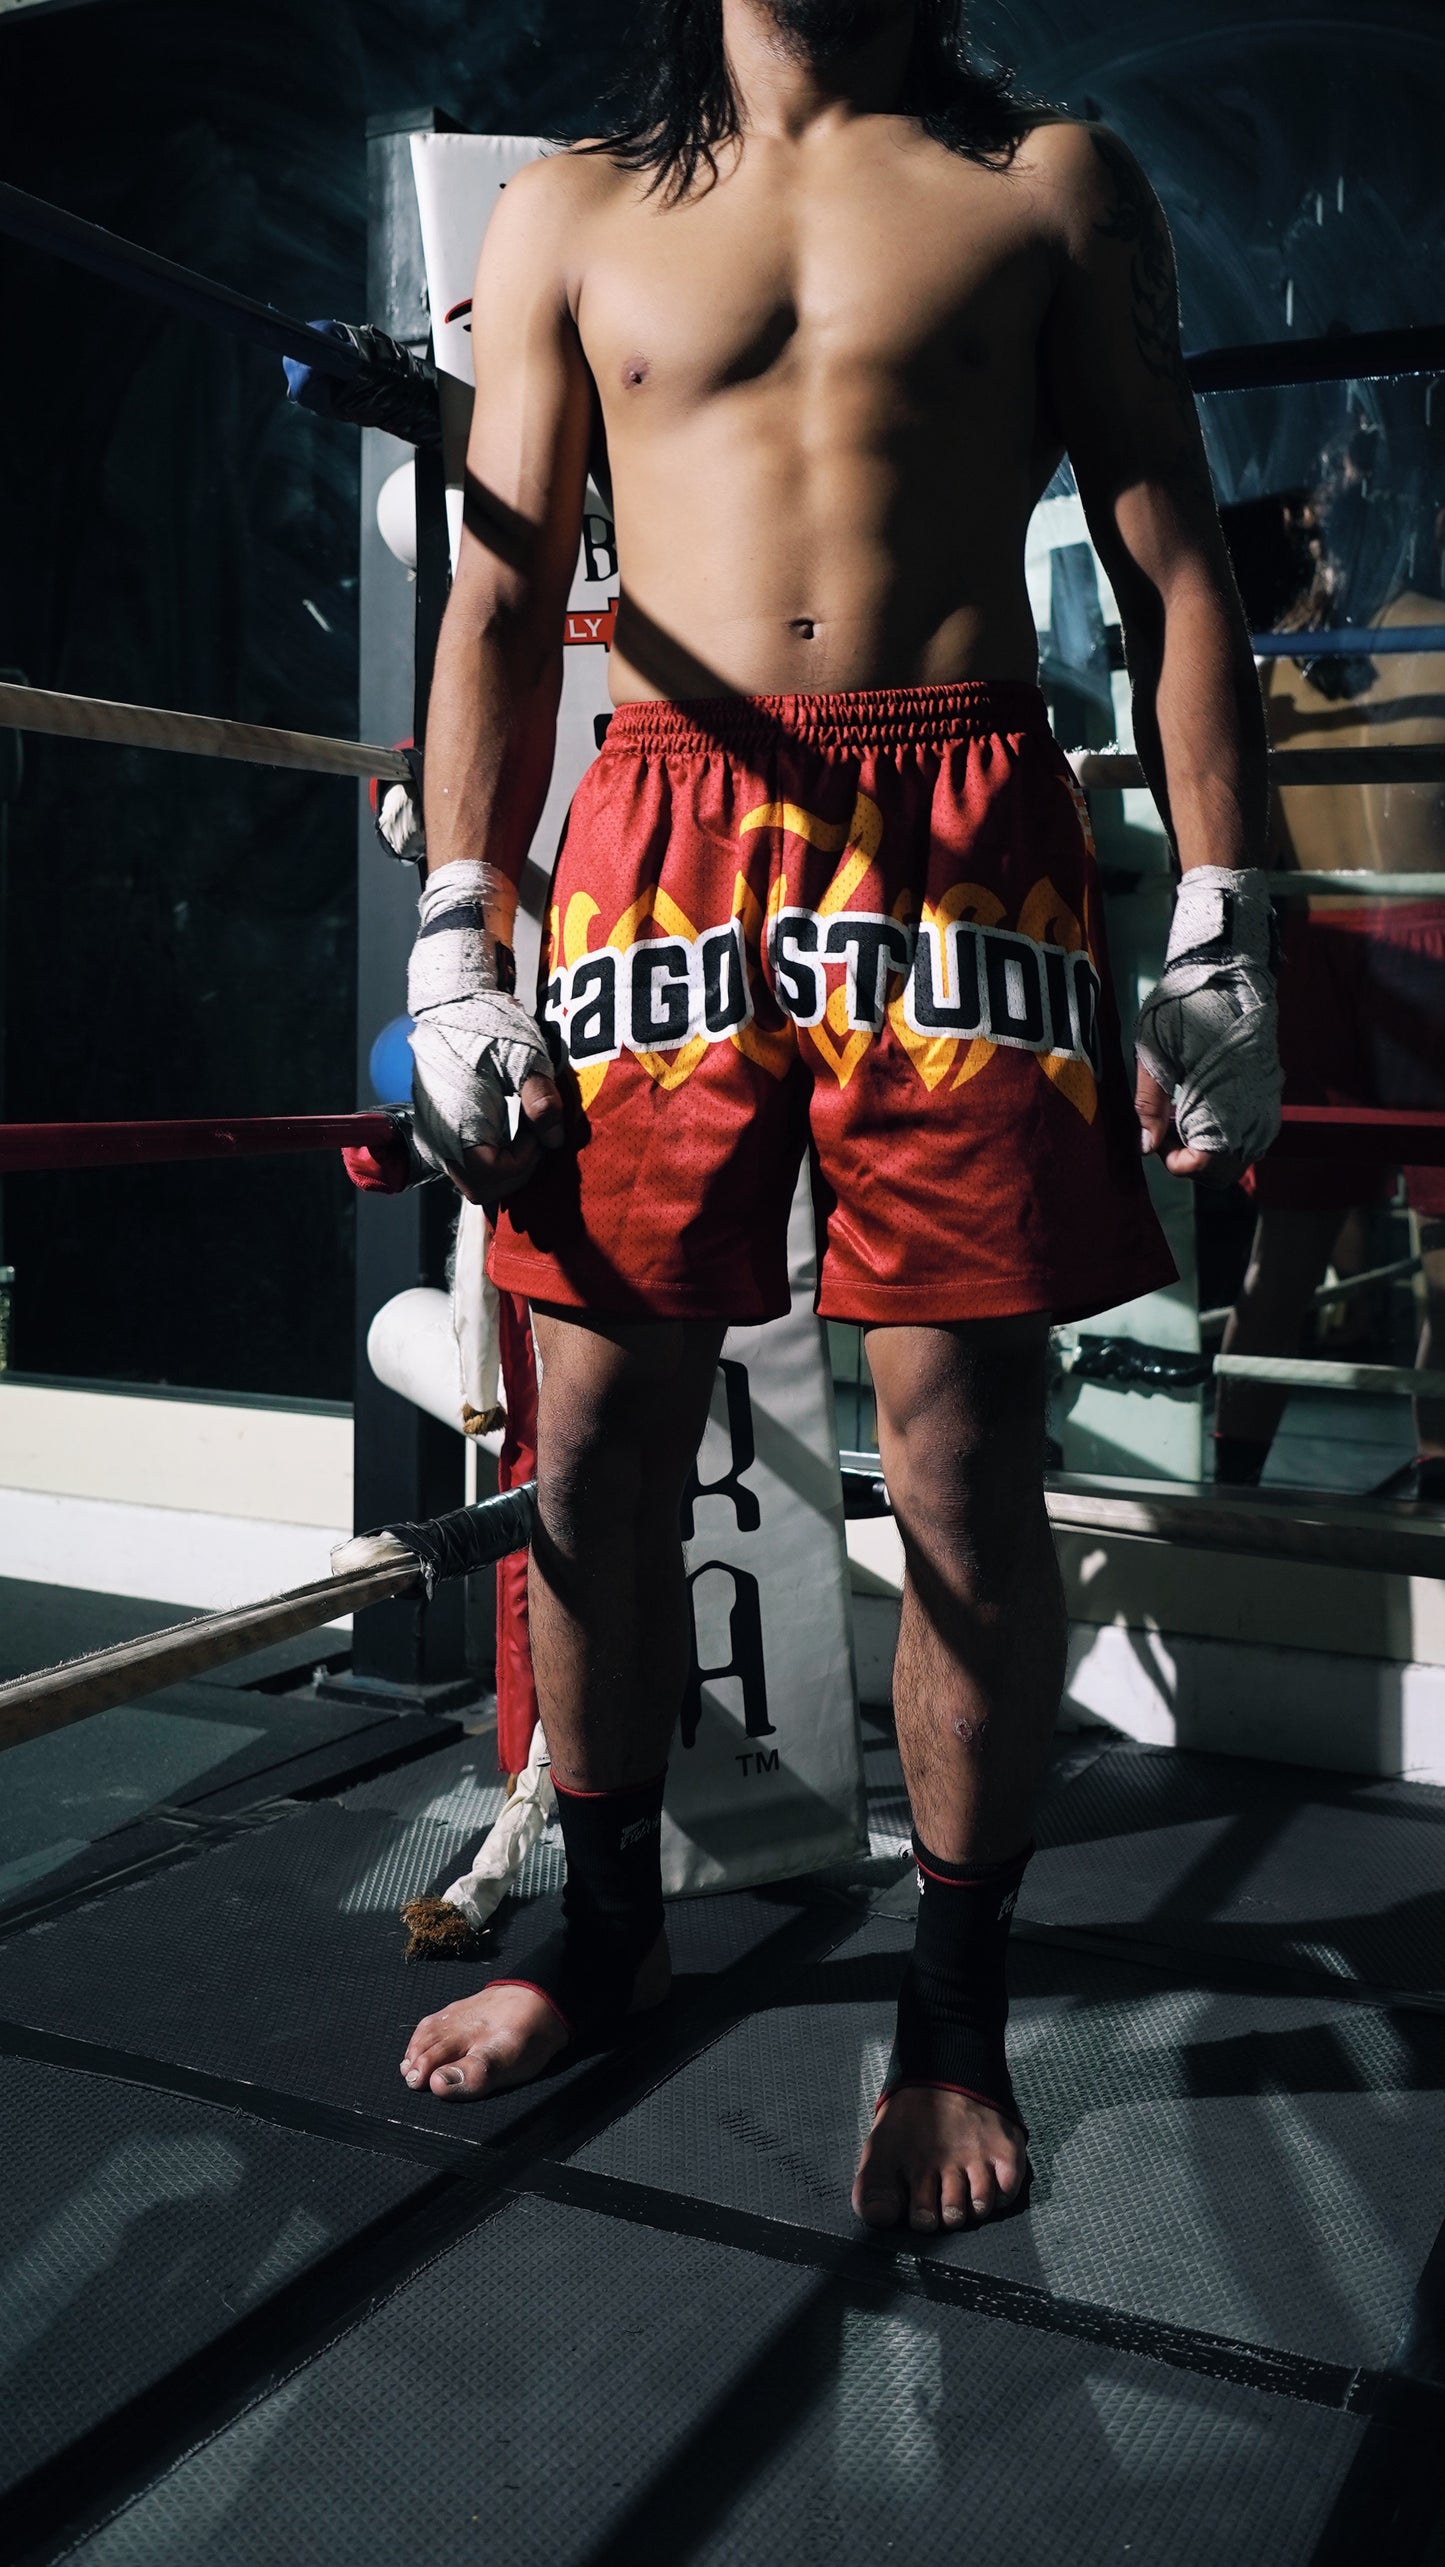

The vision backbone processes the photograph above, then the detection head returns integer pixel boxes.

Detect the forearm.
[1121,558,1269,876]
[423,578,563,923]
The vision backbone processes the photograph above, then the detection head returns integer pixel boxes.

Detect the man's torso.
[556,119,1079,702]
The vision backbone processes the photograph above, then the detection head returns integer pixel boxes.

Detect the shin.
[866,1316,1063,2121]
[494,1308,724,2037]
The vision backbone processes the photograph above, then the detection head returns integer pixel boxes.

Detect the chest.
[578,161,1050,413]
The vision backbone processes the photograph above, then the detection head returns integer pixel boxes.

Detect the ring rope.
[0,1481,536,1750]
[3,1101,1443,1183]
[6,687,1439,798]
[0,178,371,383]
[1041,1480,1445,1578]
[0,1113,406,1176]
[1076,747,1445,791]
[1215,1353,1445,1401]
[1250,627,1445,658]
[0,680,410,781]
[1184,321,1445,394]
[1199,1252,1421,1333]
[1262,874,1445,901]
[1272,1107,1445,1167]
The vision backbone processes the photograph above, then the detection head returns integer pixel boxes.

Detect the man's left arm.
[1039,123,1280,1178]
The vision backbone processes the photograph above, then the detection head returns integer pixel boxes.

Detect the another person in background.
[1216,440,1445,1498]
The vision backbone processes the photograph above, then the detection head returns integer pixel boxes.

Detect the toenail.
[436,2067,463,2088]
[942,2206,965,2225]
[404,2070,422,2086]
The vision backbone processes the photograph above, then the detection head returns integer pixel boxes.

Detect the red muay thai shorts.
[489,681,1176,1325]
[1245,899,1445,1220]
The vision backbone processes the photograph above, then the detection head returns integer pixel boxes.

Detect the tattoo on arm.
[1088,129,1191,394]
[1088,128,1220,523]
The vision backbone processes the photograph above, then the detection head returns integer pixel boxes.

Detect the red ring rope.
[0,1114,402,1174]
[2,1104,1444,1186]
[1270,1107,1445,1166]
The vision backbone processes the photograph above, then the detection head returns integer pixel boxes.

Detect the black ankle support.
[490,1769,666,2046]
[883,1833,1032,2132]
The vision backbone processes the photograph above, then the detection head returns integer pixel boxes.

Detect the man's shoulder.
[1006,118,1160,251]
[1010,117,1125,193]
[501,144,634,218]
[474,146,633,291]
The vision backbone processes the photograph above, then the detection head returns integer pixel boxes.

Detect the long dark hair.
[576,2,1049,202]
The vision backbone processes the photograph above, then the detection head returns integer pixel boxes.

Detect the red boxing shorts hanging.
[489,680,1175,1326]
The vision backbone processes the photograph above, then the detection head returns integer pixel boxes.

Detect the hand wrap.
[1134,866,1283,1162]
[407,860,555,1176]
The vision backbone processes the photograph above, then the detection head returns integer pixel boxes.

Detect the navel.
[790,616,818,641]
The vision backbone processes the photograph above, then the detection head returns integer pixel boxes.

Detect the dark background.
[0,0,1442,1399]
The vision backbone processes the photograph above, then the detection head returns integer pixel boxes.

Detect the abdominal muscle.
[600,369,1054,704]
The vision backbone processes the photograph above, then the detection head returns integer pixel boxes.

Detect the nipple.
[621,355,650,388]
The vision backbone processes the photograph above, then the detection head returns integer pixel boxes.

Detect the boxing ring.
[2,132,1445,2567]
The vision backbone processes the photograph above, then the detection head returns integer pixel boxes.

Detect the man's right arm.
[413,157,595,1199]
[425,155,594,896]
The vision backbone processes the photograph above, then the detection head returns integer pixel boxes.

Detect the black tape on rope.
[379,1481,537,1598]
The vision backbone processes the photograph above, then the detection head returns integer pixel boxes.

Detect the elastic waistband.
[603,679,1051,757]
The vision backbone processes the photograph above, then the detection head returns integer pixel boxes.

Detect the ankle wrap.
[883,1833,1032,2133]
[491,1768,666,2045]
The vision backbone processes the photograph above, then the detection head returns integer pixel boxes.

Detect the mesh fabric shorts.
[489,681,1176,1325]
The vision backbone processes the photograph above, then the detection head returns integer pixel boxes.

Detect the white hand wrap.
[1134,866,1283,1162]
[407,860,555,1174]
[377,776,425,863]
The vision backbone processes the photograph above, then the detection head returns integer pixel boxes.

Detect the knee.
[887,1432,1048,1606]
[535,1325,704,1537]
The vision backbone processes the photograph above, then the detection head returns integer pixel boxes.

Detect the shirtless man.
[399,0,1282,2232]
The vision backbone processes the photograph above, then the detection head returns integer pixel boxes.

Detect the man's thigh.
[864,1314,1053,1478]
[531,1304,726,1483]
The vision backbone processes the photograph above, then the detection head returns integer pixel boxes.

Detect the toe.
[967,2158,999,2222]
[430,2043,495,2098]
[852,2145,906,2229]
[939,2166,970,2229]
[907,2168,942,2233]
[854,2181,906,2230]
[992,2132,1028,2202]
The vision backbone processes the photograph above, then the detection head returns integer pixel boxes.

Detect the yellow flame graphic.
[741,794,890,1087]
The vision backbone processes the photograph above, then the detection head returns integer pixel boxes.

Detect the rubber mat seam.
[523,2161,1391,2416]
[0,1803,312,1943]
[0,1717,472,1941]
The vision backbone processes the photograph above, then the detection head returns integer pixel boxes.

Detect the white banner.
[408,132,865,1889]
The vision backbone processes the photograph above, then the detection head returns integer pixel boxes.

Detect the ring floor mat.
[1024,1744,1445,1995]
[62,2192,1365,2567]
[0,2054,430,2494]
[0,1692,453,1916]
[574,1912,1445,2368]
[3,1699,1441,2562]
[0,1797,812,2148]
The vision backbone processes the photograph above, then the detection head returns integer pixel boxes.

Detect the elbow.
[443,568,563,700]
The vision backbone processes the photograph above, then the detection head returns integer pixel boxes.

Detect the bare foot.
[399,1929,672,2101]
[851,2086,1027,2232]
